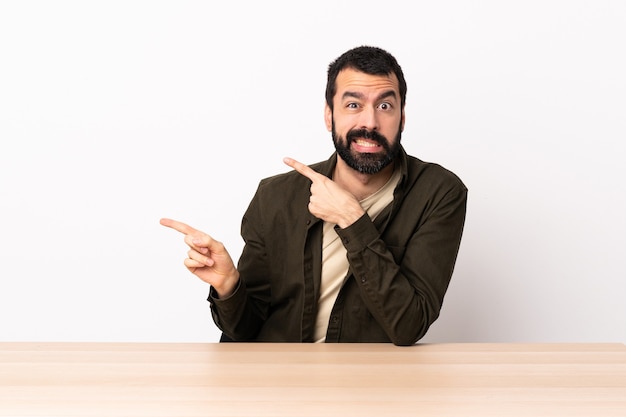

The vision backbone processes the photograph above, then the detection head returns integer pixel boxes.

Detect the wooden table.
[1,342,625,416]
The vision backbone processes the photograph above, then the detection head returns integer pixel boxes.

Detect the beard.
[332,121,402,175]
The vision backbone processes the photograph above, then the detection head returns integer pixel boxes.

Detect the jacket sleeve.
[335,179,468,346]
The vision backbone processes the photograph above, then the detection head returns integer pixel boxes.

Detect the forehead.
[334,67,400,99]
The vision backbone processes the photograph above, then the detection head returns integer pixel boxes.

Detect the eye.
[378,102,392,111]
[347,102,359,109]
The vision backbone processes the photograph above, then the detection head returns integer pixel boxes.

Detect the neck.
[333,159,395,201]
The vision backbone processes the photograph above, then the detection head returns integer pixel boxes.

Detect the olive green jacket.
[209,147,467,345]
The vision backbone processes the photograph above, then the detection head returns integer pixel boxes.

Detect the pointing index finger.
[160,218,199,236]
[283,157,321,181]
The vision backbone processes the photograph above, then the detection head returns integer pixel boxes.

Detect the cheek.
[334,124,353,141]
[385,117,403,139]
[332,115,354,134]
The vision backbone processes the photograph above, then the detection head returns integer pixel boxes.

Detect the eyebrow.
[342,90,398,102]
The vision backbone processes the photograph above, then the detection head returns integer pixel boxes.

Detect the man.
[161,45,467,345]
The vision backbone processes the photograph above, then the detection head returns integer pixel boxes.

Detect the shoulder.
[402,154,468,199]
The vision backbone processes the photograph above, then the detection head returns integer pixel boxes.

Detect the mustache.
[346,129,388,146]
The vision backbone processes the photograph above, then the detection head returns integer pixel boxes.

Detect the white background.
[1,1,624,343]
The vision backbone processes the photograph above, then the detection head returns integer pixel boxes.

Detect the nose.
[359,106,379,131]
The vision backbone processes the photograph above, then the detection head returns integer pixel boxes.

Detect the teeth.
[355,140,378,147]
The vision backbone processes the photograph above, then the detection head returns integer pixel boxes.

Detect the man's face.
[326,68,405,175]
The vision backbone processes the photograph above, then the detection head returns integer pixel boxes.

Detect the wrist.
[336,204,365,229]
[213,271,240,299]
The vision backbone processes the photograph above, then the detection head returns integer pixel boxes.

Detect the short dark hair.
[325,46,407,111]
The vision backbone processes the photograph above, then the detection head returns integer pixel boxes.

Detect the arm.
[209,199,272,340]
[160,216,269,340]
[338,182,467,345]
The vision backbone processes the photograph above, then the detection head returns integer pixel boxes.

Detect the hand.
[283,157,364,228]
[159,218,239,298]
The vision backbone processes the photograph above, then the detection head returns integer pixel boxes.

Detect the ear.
[324,104,332,132]
[401,109,406,132]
